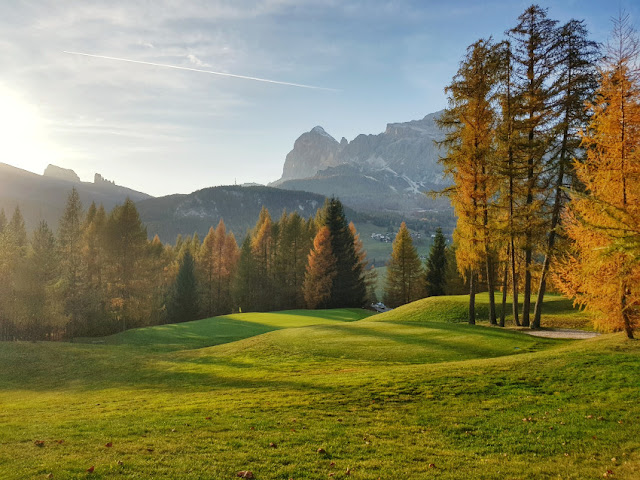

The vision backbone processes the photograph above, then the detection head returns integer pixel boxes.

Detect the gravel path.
[522,329,600,339]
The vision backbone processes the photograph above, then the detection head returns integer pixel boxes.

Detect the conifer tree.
[350,222,377,303]
[58,188,85,335]
[318,198,365,308]
[507,5,559,327]
[437,38,500,324]
[168,250,199,323]
[532,19,599,328]
[425,228,447,296]
[303,226,337,309]
[383,222,423,307]
[104,198,148,330]
[555,14,640,339]
[233,236,259,312]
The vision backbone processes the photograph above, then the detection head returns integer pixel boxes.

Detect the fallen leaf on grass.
[236,471,254,478]
[428,463,436,469]
[205,417,212,420]
[117,461,124,466]
[105,442,112,448]
[317,447,326,454]
[269,442,277,448]
[87,466,94,473]
[603,470,613,477]
[46,474,53,479]
[329,462,336,467]
[345,467,351,475]
[56,440,64,444]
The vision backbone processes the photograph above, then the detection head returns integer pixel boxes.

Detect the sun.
[0,85,54,174]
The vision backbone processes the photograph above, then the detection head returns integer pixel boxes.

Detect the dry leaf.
[87,466,95,473]
[236,471,254,479]
[105,442,112,448]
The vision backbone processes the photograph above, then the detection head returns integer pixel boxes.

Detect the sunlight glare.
[0,85,54,174]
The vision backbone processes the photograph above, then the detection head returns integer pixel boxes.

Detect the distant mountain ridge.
[136,185,332,243]
[0,163,151,230]
[271,111,450,216]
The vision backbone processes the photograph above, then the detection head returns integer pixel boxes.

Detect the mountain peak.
[311,125,334,139]
[43,164,80,183]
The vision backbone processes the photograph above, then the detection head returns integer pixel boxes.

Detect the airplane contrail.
[63,51,339,92]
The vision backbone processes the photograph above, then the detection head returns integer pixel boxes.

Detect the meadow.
[0,295,638,479]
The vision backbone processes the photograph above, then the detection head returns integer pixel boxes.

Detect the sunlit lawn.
[0,299,637,479]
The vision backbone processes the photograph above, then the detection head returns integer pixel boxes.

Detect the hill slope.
[0,163,151,229]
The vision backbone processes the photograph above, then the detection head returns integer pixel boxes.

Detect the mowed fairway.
[0,299,638,479]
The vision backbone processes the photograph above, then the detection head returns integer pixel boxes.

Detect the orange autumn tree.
[303,226,337,309]
[555,14,640,339]
[437,38,500,325]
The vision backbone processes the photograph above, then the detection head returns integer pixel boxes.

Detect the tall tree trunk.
[621,285,634,339]
[500,258,508,327]
[469,270,476,325]
[486,253,497,324]
[533,135,567,328]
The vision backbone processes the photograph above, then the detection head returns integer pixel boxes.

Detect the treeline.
[439,5,639,336]
[0,192,373,341]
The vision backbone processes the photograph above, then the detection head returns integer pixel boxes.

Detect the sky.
[1,0,637,197]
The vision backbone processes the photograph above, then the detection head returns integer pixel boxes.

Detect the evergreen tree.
[318,198,366,308]
[425,228,447,296]
[303,226,337,309]
[350,222,377,304]
[168,250,199,323]
[383,222,423,307]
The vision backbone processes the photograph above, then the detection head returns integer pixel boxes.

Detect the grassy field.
[0,298,638,479]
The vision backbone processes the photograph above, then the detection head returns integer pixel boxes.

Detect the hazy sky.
[1,1,637,197]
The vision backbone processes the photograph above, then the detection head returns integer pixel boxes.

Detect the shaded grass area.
[0,298,637,479]
[79,308,374,351]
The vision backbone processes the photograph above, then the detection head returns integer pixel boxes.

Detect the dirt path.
[521,329,600,339]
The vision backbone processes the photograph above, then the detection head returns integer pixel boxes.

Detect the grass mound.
[88,308,373,351]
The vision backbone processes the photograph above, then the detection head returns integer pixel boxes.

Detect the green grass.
[80,309,373,352]
[0,300,638,479]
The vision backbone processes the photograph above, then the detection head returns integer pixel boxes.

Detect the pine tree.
[168,250,199,323]
[318,198,365,308]
[425,228,447,296]
[555,13,640,339]
[350,222,377,303]
[303,226,337,309]
[383,222,423,307]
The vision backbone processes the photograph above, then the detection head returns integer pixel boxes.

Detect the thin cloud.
[187,54,210,67]
[63,51,340,91]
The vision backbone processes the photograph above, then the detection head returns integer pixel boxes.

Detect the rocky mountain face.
[272,111,450,216]
[0,163,151,230]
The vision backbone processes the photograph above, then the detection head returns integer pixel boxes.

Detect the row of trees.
[439,5,639,337]
[0,192,373,340]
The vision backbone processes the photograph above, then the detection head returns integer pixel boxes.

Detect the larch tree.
[555,14,640,339]
[424,227,447,296]
[57,188,85,335]
[532,18,599,328]
[303,226,337,309]
[383,222,423,308]
[437,38,500,325]
[507,5,559,327]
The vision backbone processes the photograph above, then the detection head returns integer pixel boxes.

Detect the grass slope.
[0,299,637,479]
[87,309,373,351]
